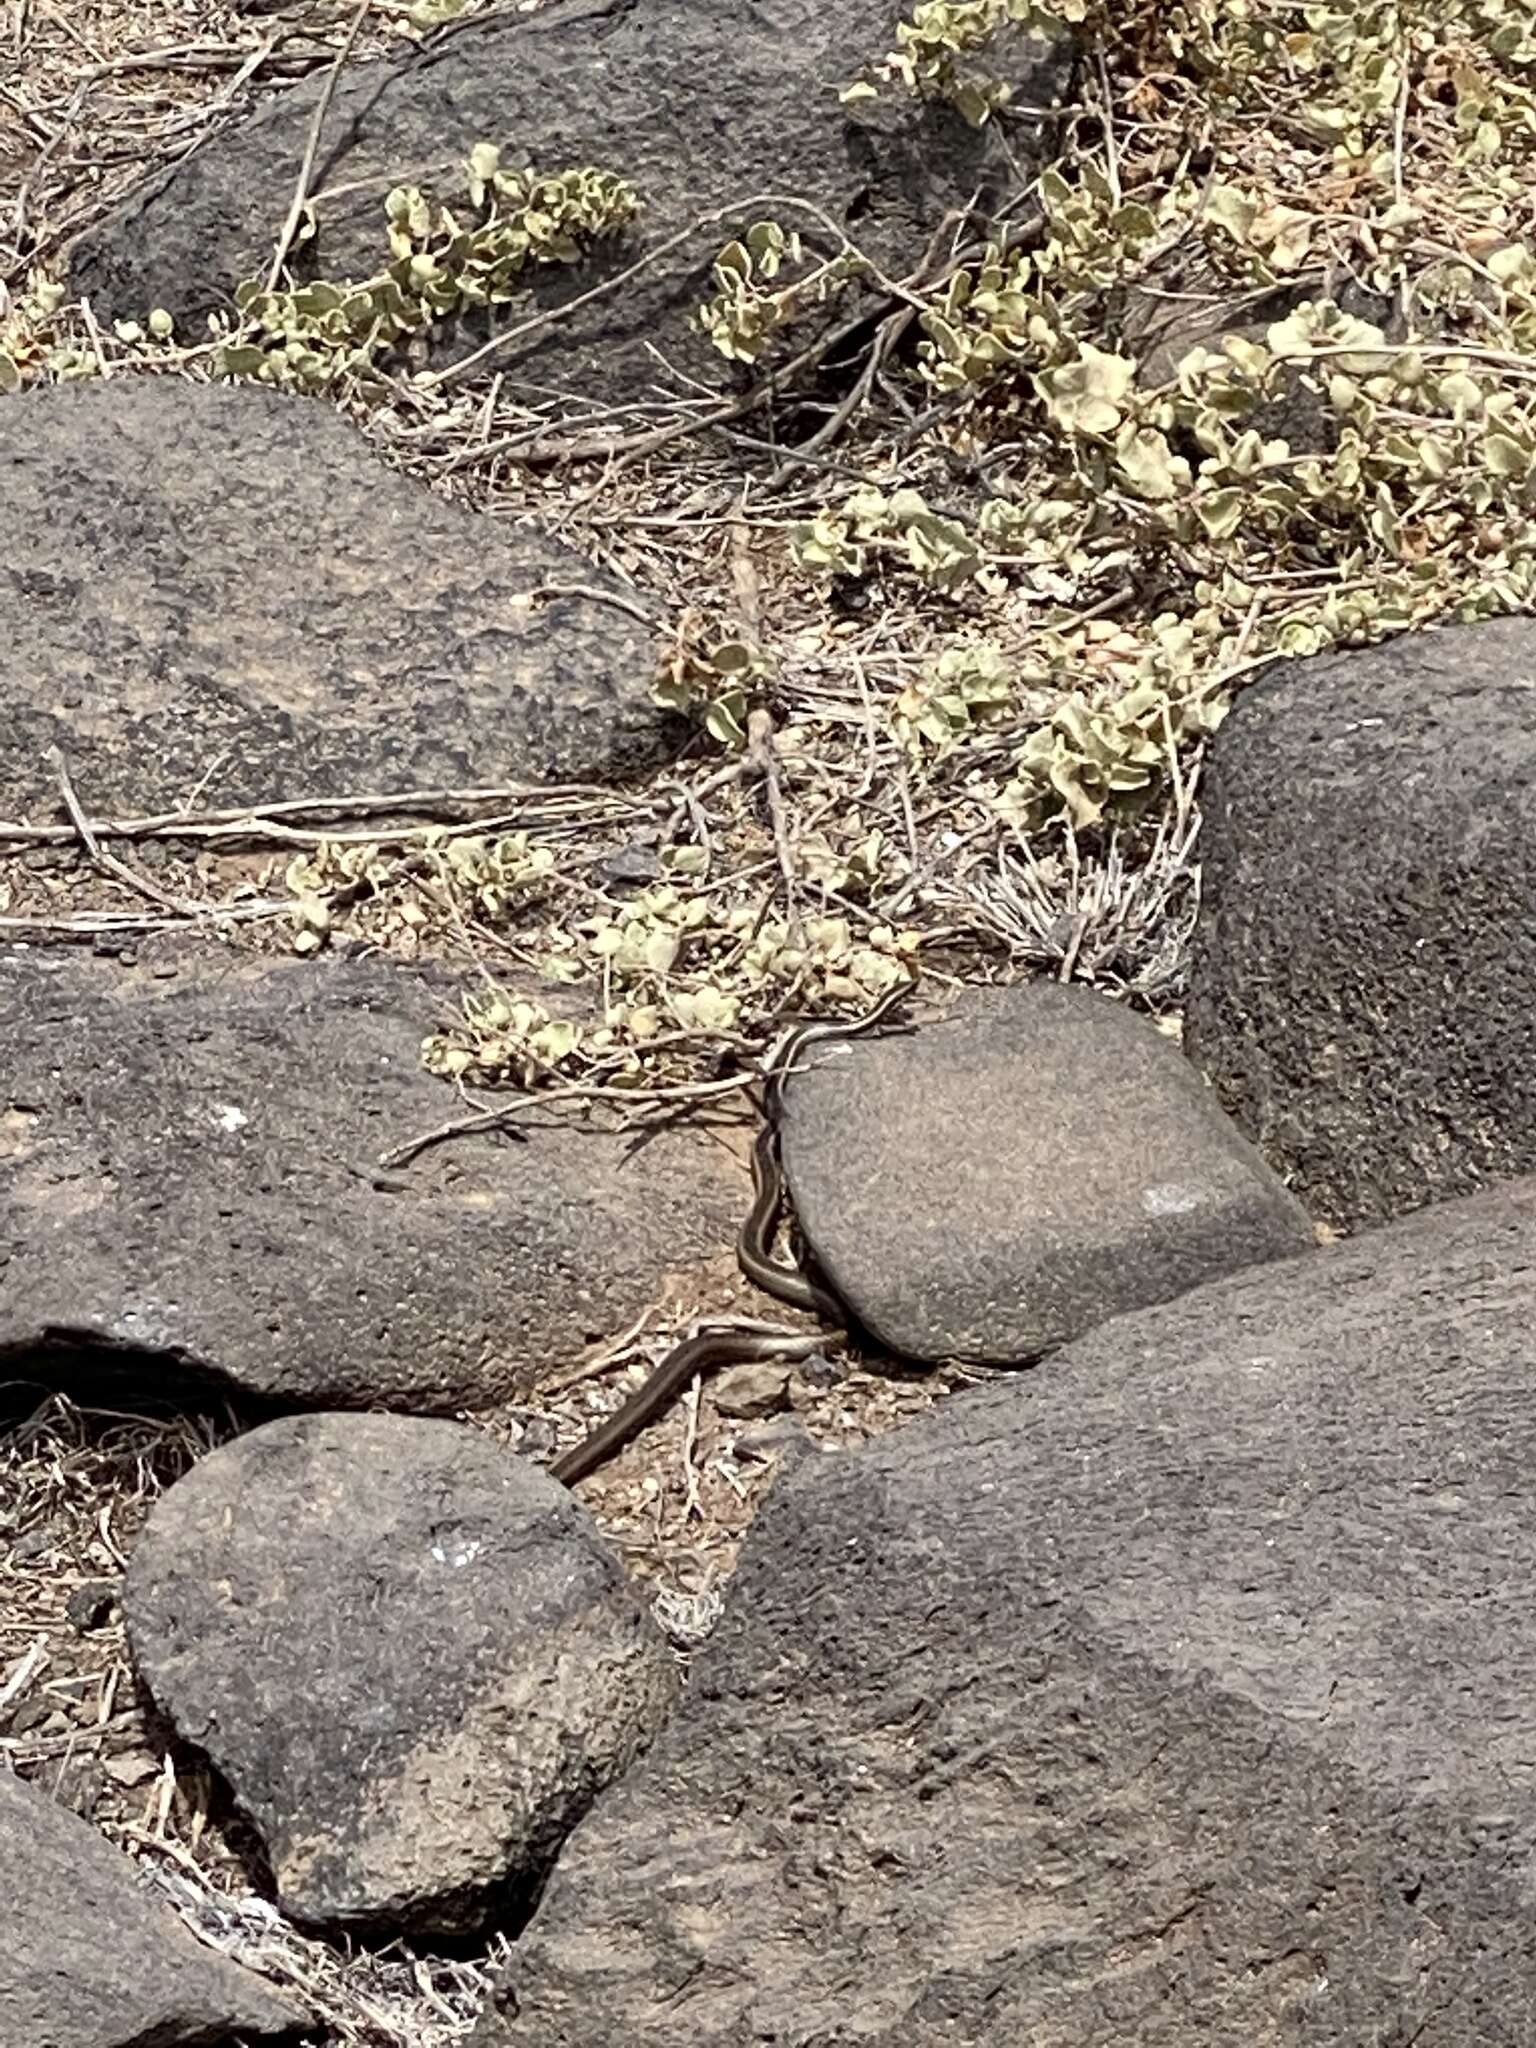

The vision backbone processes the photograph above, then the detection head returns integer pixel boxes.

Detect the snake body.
[550,980,913,1486]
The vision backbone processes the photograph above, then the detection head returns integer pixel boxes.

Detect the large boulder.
[781,981,1314,1360]
[1185,616,1536,1229]
[125,1411,678,1934]
[0,378,669,822]
[0,947,741,1411]
[478,1175,1536,2045]
[0,1768,302,2047]
[68,0,1075,409]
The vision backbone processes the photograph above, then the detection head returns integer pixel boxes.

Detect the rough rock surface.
[781,980,1314,1361]
[69,0,1074,408]
[125,1410,678,1935]
[0,378,668,822]
[0,946,740,1409]
[1185,616,1536,1230]
[1,1767,301,2047]
[478,1175,1536,2046]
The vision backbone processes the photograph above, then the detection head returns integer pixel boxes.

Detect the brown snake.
[550,979,915,1485]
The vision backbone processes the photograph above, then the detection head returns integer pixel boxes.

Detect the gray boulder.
[780,980,1315,1361]
[125,1410,679,1935]
[68,0,1074,409]
[0,1768,301,2047]
[0,947,740,1410]
[1185,616,1536,1229]
[0,378,668,823]
[477,1174,1536,2045]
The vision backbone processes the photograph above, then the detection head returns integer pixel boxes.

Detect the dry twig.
[263,0,373,293]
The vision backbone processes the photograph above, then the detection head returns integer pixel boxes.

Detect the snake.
[550,978,916,1486]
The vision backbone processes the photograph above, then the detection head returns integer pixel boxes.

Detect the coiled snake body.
[551,980,914,1485]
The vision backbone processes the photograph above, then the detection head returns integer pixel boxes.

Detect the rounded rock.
[124,1411,678,1936]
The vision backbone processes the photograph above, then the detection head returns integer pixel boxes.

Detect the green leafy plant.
[917,241,1039,390]
[281,830,556,955]
[421,907,918,1087]
[0,274,97,388]
[893,643,1018,753]
[406,0,479,23]
[792,486,997,594]
[13,0,1536,1119]
[653,636,773,749]
[215,146,640,391]
[696,220,866,362]
[850,0,1090,127]
[1004,674,1227,830]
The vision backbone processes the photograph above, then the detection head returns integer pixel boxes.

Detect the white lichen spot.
[1141,1181,1208,1216]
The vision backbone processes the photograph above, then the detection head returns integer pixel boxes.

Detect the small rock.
[0,1770,301,2048]
[781,981,1315,1363]
[714,1359,794,1419]
[66,1581,119,1634]
[797,1351,843,1391]
[730,1417,816,1464]
[46,1754,109,1823]
[510,1412,560,1461]
[2,1699,55,1741]
[102,1754,161,1790]
[125,1411,679,1936]
[10,1522,60,1563]
[599,840,664,888]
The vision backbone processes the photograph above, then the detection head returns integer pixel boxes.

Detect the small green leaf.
[1193,489,1247,541]
[1205,181,1259,242]
[1483,431,1532,480]
[1114,426,1187,501]
[704,695,749,749]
